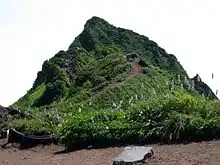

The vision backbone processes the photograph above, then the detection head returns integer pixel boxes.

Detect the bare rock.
[112,146,153,165]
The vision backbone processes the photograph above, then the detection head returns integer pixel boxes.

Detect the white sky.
[0,0,220,106]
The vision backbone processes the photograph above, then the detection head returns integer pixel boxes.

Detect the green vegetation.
[58,92,220,148]
[7,16,219,148]
[9,90,220,148]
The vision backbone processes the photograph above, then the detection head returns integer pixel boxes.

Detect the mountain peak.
[84,16,111,28]
[86,16,107,23]
[12,16,218,108]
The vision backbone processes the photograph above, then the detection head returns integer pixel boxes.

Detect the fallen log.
[1,128,55,149]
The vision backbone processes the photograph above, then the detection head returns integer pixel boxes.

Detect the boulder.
[113,146,153,165]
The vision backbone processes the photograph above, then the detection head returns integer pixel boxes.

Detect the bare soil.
[0,139,123,165]
[129,59,142,75]
[2,140,220,165]
[149,140,220,165]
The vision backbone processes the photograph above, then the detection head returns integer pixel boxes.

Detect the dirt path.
[2,140,220,165]
[129,59,142,75]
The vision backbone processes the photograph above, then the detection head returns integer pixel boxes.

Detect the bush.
[57,93,220,148]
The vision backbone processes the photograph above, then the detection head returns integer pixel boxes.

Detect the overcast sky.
[0,0,220,106]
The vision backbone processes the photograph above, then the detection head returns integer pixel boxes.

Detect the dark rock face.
[192,74,218,99]
[0,105,25,139]
[126,53,139,62]
[0,105,23,120]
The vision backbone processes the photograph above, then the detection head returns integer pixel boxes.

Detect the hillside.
[12,16,216,110]
[2,16,220,148]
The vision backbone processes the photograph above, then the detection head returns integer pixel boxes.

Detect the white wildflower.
[112,103,117,108]
[191,80,195,90]
[165,80,169,86]
[171,80,174,91]
[78,107,82,113]
[180,84,183,89]
[89,101,92,106]
[171,87,174,91]
[197,76,201,82]
[135,94,138,100]
[184,76,188,85]
[138,111,143,117]
[56,114,62,124]
[178,74,181,82]
[129,96,133,104]
[188,83,191,90]
[152,88,156,95]
[116,104,121,109]
[106,126,109,130]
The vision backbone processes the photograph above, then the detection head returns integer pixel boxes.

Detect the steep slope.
[12,16,217,110]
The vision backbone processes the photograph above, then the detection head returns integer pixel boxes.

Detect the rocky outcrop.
[192,74,218,99]
[0,105,25,138]
[0,105,24,120]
